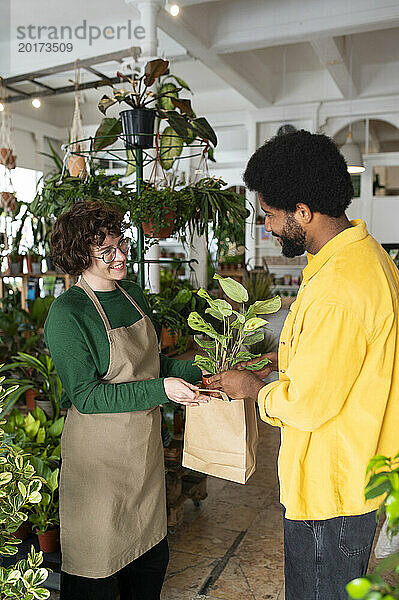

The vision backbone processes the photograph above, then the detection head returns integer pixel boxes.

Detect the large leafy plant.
[95,58,217,158]
[188,274,281,375]
[0,352,63,420]
[346,452,399,600]
[3,406,63,536]
[0,379,50,599]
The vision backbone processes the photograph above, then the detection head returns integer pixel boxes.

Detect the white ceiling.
[5,0,399,148]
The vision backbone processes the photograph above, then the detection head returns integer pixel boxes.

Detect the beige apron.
[59,278,167,578]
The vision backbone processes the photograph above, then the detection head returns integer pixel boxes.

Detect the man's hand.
[237,351,278,379]
[207,370,265,402]
[164,378,209,406]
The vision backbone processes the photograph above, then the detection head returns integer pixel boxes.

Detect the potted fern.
[188,274,281,381]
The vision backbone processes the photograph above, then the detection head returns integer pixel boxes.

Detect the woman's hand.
[164,378,209,406]
[236,351,278,379]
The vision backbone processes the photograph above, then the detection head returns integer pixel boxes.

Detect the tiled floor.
[49,422,284,600]
[162,424,284,600]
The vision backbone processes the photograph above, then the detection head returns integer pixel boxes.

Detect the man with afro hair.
[209,130,399,600]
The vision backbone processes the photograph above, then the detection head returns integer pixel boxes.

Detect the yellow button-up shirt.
[258,220,399,520]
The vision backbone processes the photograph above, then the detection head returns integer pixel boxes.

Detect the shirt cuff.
[257,381,284,427]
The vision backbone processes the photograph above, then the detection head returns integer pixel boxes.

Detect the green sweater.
[44,280,201,414]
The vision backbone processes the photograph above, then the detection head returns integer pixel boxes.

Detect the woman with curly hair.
[44,201,207,600]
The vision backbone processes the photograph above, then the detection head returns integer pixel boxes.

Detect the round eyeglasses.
[92,238,131,264]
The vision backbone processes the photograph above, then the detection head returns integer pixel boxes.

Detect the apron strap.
[115,282,147,318]
[79,278,112,332]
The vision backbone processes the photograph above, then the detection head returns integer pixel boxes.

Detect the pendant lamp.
[340,131,365,174]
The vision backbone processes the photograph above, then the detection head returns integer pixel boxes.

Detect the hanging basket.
[142,210,176,238]
[0,147,16,169]
[1,191,17,212]
[68,145,86,178]
[120,108,156,149]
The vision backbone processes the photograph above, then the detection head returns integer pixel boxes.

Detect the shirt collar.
[303,219,369,282]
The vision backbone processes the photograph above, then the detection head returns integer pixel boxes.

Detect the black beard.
[275,214,306,258]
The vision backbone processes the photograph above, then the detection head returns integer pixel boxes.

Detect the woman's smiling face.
[82,232,128,288]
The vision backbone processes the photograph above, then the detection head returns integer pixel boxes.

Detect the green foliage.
[31,171,134,220]
[2,405,63,536]
[346,452,399,600]
[0,379,50,598]
[0,352,62,420]
[189,274,281,375]
[179,177,250,246]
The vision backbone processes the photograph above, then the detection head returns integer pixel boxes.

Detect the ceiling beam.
[157,10,271,107]
[209,0,399,53]
[310,37,359,98]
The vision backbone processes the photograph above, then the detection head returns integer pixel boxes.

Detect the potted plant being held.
[188,274,282,387]
[183,274,281,484]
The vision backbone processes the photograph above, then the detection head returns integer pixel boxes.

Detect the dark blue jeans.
[283,511,377,600]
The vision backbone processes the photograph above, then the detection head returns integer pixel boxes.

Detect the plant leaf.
[214,274,248,303]
[158,83,179,111]
[144,58,169,87]
[93,118,122,151]
[98,94,118,115]
[124,149,136,177]
[190,117,218,147]
[251,296,282,315]
[159,126,184,170]
[171,97,195,117]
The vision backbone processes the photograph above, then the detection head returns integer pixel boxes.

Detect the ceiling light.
[340,131,365,174]
[0,102,4,112]
[32,97,41,109]
[165,2,180,16]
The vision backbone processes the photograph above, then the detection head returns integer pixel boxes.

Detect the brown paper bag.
[182,396,258,484]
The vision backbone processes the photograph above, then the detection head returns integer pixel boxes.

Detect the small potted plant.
[26,251,43,274]
[188,274,281,384]
[8,249,23,276]
[28,466,60,553]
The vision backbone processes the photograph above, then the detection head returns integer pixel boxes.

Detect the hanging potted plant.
[0,190,18,212]
[188,274,282,386]
[95,58,217,153]
[0,147,17,170]
[130,184,179,239]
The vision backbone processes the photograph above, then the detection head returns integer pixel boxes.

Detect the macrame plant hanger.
[0,90,18,216]
[68,62,87,178]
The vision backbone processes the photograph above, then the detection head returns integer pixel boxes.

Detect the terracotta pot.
[26,388,39,411]
[0,148,17,169]
[202,373,221,397]
[68,151,86,178]
[37,528,60,553]
[11,521,33,540]
[1,191,17,212]
[142,210,176,239]
[202,374,213,387]
[161,327,178,349]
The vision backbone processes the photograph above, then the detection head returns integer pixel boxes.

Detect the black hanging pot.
[120,108,156,150]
